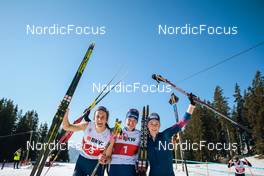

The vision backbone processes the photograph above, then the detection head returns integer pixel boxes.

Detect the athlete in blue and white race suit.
[109,109,141,176]
[63,106,112,176]
[147,95,196,176]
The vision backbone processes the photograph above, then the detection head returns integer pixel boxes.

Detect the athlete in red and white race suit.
[63,106,113,176]
[228,156,252,176]
[109,108,141,176]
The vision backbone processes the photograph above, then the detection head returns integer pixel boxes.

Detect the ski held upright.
[30,43,95,176]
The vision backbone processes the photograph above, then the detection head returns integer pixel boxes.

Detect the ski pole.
[169,93,189,176]
[91,119,122,176]
[169,93,180,171]
[152,74,253,135]
[243,157,254,176]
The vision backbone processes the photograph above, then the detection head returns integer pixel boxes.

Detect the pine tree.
[200,102,220,161]
[34,122,49,160]
[244,71,264,154]
[184,104,203,161]
[232,83,251,155]
[0,98,18,136]
[213,86,233,158]
[0,99,18,161]
[38,123,48,143]
[14,110,39,161]
[183,101,219,162]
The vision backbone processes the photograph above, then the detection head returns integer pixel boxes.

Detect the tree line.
[181,70,264,162]
[0,99,69,162]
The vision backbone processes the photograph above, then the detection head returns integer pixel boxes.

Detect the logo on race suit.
[118,132,136,142]
[85,135,105,146]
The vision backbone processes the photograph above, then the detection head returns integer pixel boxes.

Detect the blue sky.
[0,0,263,142]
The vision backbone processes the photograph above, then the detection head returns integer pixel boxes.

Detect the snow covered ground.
[173,156,264,176]
[0,156,263,176]
[174,157,264,176]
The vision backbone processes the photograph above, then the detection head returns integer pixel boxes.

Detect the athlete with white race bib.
[109,108,141,176]
[63,106,114,176]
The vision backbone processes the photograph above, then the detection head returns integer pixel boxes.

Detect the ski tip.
[89,42,95,49]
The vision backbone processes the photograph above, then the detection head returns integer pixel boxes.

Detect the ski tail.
[136,105,149,176]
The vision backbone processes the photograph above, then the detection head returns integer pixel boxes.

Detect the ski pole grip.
[152,74,158,81]
[152,74,164,82]
[169,93,179,105]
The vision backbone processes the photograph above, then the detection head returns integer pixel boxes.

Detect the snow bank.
[0,156,263,176]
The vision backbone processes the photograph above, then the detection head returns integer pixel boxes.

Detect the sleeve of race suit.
[243,160,252,167]
[162,112,192,139]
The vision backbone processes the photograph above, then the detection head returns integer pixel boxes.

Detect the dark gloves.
[188,93,196,106]
[169,93,179,105]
